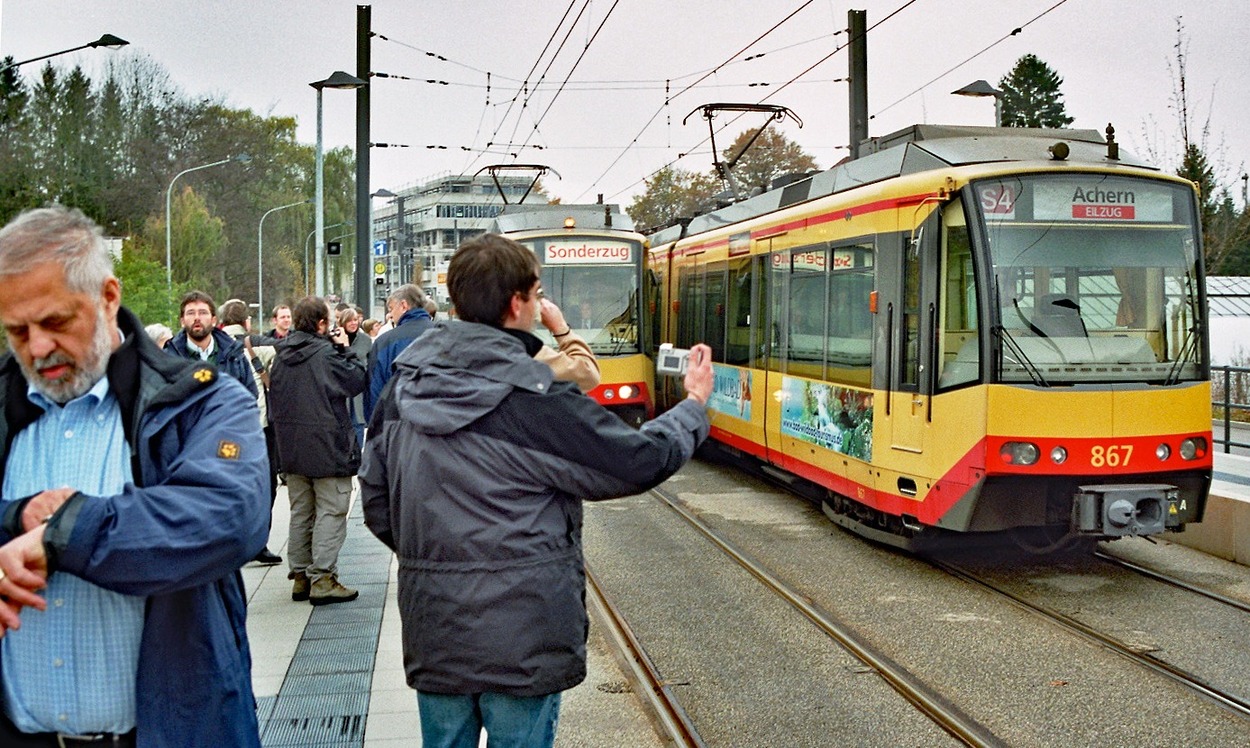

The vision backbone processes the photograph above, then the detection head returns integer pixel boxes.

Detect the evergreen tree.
[998,54,1074,129]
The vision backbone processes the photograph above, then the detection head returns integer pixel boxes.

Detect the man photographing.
[360,233,713,747]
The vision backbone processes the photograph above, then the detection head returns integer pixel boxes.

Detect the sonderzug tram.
[491,203,654,426]
[648,124,1211,549]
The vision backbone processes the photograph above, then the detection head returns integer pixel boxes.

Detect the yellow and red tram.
[493,203,655,426]
[648,124,1211,549]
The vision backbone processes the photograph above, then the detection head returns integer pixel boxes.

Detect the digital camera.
[656,343,691,376]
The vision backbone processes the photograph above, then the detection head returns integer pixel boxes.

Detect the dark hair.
[219,298,250,326]
[180,290,217,317]
[447,233,539,325]
[291,296,329,334]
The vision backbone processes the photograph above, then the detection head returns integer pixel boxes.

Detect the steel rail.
[1094,550,1250,615]
[585,562,705,747]
[650,486,1004,748]
[932,558,1250,721]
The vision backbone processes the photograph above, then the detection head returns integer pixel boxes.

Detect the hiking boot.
[254,547,282,566]
[289,570,309,602]
[309,574,358,606]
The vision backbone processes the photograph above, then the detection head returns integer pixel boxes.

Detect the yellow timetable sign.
[374,262,387,274]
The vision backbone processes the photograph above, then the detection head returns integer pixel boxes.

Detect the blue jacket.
[164,325,259,399]
[0,307,269,747]
[364,306,433,420]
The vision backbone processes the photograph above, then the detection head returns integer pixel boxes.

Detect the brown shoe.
[289,571,309,602]
[309,574,358,606]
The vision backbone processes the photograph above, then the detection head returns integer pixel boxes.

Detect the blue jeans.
[416,691,561,748]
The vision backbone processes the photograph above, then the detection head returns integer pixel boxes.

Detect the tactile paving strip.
[259,501,393,747]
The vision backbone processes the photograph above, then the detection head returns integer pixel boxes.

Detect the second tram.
[492,203,654,426]
[648,124,1212,549]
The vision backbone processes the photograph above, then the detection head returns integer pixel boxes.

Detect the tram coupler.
[1072,483,1178,537]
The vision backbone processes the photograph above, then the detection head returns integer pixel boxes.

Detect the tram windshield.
[516,235,642,355]
[973,174,1204,385]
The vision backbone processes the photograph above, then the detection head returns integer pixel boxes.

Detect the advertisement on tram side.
[707,365,752,420]
[779,377,873,461]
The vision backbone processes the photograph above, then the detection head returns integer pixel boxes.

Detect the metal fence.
[1213,365,1250,453]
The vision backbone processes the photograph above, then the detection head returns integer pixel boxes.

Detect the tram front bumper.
[1073,483,1179,537]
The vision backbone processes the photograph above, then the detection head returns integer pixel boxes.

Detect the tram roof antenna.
[473,164,561,205]
[683,103,802,202]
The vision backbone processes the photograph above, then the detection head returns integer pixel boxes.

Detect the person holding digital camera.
[269,296,367,605]
[359,233,712,747]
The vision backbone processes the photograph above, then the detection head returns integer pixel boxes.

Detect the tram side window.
[938,214,980,390]
[675,268,704,351]
[825,243,874,387]
[786,247,828,379]
[702,264,727,362]
[901,235,921,389]
[726,258,753,365]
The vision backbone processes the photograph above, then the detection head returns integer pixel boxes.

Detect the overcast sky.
[2,1,1248,206]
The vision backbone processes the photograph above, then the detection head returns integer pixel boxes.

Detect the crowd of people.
[0,204,712,747]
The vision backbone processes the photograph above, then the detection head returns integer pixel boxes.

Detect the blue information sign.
[374,240,388,256]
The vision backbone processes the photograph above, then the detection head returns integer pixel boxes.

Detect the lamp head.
[952,79,1002,99]
[312,71,368,90]
[90,34,129,50]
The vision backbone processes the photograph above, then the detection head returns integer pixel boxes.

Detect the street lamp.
[0,33,129,74]
[258,199,311,319]
[165,153,251,287]
[952,80,1004,127]
[304,221,351,292]
[311,71,368,297]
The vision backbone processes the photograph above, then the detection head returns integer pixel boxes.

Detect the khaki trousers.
[286,474,353,581]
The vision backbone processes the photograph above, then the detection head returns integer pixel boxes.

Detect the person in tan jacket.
[533,295,600,392]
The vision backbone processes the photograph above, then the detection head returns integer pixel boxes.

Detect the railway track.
[1093,549,1250,615]
[585,562,705,747]
[598,484,1007,747]
[929,556,1250,722]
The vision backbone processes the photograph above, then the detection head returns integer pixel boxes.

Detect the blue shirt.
[1,375,144,735]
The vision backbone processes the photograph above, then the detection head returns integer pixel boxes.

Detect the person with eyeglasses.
[359,232,713,748]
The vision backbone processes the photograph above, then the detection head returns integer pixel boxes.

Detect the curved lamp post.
[311,71,368,297]
[165,153,251,287]
[0,33,129,74]
[952,80,1004,127]
[258,199,311,318]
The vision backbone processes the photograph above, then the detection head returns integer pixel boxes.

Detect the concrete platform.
[1165,452,1250,563]
[241,482,661,748]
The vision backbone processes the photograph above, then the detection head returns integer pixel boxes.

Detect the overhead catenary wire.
[593,0,924,203]
[871,0,1072,120]
[575,0,818,202]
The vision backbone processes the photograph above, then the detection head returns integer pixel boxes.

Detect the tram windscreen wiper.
[994,323,1050,387]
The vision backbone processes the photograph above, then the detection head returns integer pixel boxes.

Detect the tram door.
[889,211,941,454]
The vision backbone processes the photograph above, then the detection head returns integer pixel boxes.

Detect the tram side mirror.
[656,343,691,376]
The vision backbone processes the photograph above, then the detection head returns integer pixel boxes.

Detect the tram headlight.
[1000,441,1040,466]
[602,388,615,400]
[1050,446,1068,464]
[1156,443,1172,461]
[617,385,636,399]
[1179,437,1207,461]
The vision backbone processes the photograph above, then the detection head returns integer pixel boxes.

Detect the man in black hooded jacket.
[269,296,366,605]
